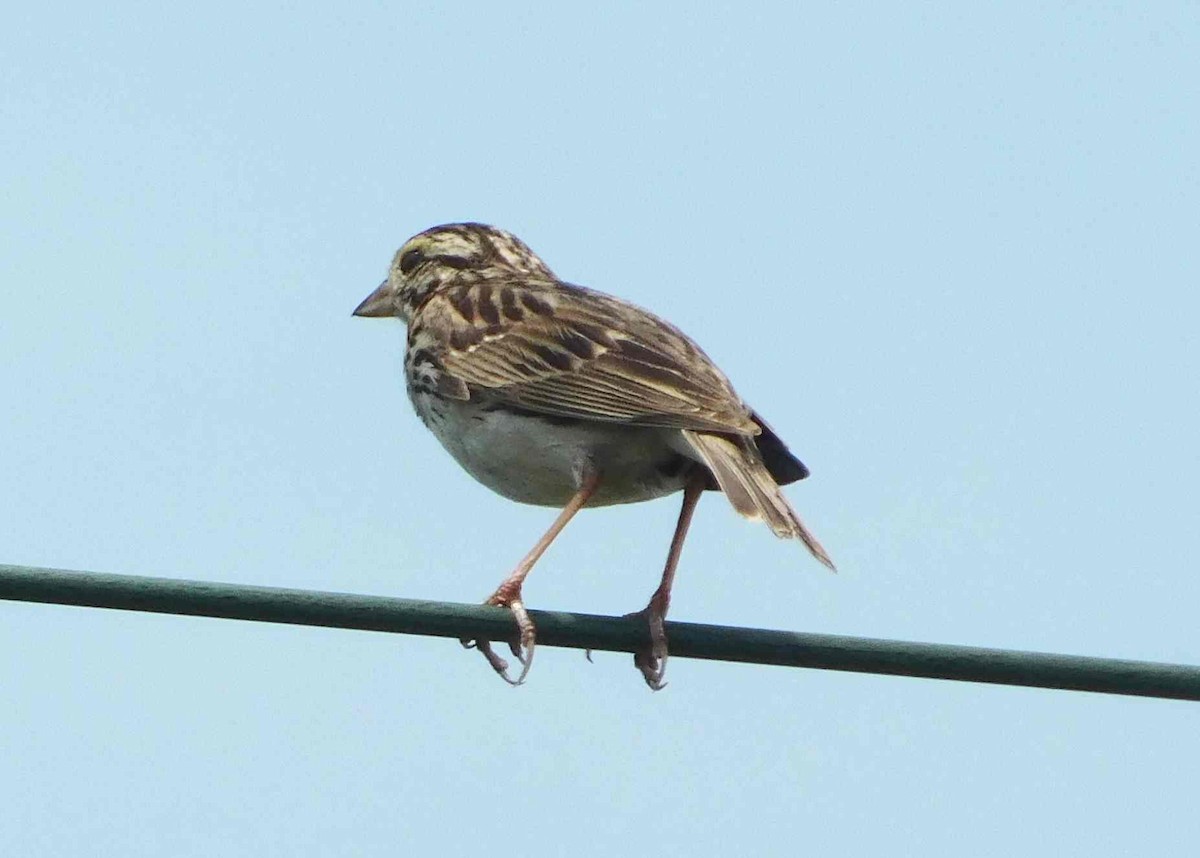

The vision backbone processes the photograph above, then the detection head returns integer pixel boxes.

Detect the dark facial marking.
[409,347,438,368]
[477,231,501,263]
[437,255,473,270]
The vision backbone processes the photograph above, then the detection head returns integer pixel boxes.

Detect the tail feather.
[749,410,810,485]
[682,429,836,571]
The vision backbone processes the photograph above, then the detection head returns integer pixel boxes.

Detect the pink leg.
[631,472,706,690]
[463,467,602,686]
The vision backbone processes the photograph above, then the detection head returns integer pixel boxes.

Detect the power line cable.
[2,563,1196,700]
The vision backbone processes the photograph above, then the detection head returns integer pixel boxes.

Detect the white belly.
[413,393,693,507]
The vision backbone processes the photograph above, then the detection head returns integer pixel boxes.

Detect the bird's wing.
[413,279,760,435]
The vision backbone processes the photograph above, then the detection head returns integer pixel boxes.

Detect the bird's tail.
[682,429,836,571]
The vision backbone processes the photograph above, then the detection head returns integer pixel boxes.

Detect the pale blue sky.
[2,3,1198,856]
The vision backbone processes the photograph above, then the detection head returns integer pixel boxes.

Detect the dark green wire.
[2,564,1196,700]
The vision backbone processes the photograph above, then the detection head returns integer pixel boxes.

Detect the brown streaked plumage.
[354,222,833,690]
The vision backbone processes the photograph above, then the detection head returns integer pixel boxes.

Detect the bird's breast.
[409,392,694,507]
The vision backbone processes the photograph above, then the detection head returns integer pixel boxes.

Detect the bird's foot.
[460,584,536,686]
[626,592,670,691]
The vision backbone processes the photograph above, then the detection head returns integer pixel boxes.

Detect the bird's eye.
[399,248,424,275]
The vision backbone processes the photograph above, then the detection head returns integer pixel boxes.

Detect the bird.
[353,222,833,689]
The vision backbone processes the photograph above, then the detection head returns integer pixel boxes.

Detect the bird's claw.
[625,603,670,691]
[462,594,536,686]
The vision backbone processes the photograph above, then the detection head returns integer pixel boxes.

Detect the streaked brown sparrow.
[354,222,833,689]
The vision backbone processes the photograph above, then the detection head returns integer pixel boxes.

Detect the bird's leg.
[462,466,602,686]
[629,471,706,691]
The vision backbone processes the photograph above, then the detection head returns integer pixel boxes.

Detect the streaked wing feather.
[421,280,759,435]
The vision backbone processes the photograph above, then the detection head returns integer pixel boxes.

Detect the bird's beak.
[353,279,395,318]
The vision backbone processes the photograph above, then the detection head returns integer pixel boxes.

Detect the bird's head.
[353,222,555,322]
